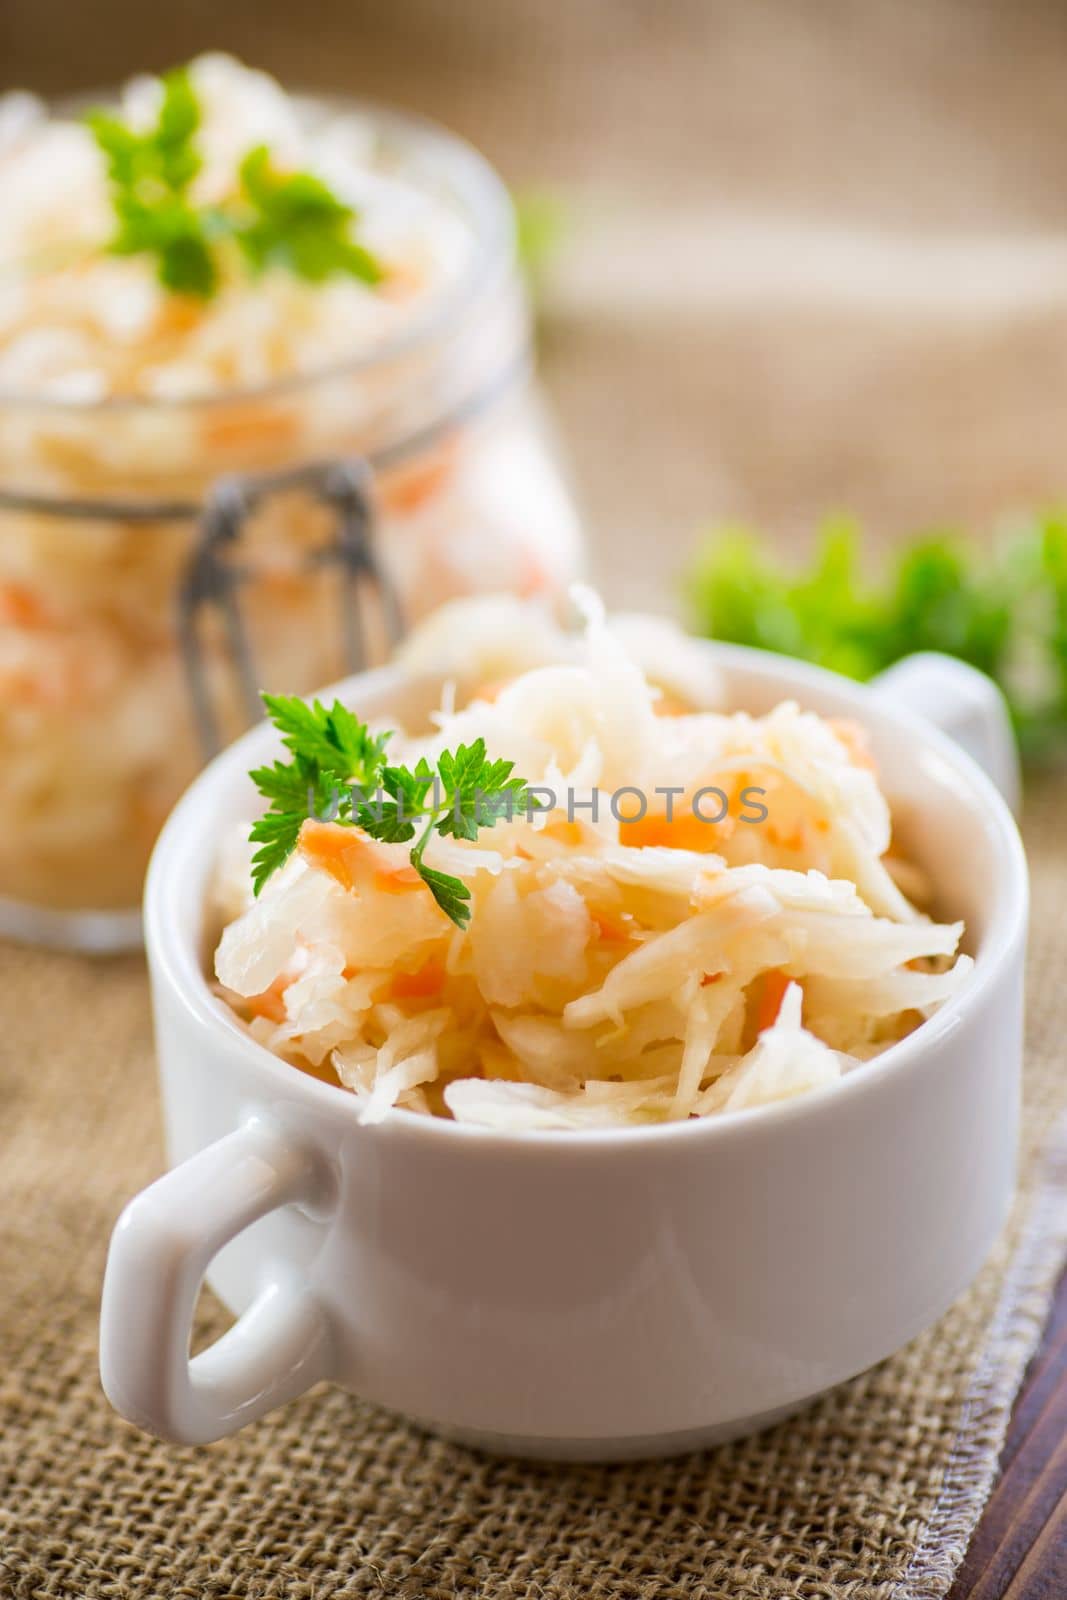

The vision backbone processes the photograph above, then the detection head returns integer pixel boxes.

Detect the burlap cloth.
[5,4,1067,1594]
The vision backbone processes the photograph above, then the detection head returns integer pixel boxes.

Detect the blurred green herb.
[235,146,381,286]
[684,516,1067,761]
[86,68,218,297]
[513,189,569,293]
[86,67,382,299]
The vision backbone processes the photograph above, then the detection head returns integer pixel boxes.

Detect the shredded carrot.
[827,717,878,773]
[0,582,53,628]
[592,912,632,943]
[756,969,791,1033]
[653,693,690,718]
[245,975,289,1024]
[374,261,420,301]
[470,677,511,705]
[543,818,589,849]
[390,958,446,1000]
[620,810,735,852]
[374,866,424,895]
[517,550,550,597]
[202,405,301,455]
[766,823,806,852]
[299,819,420,894]
[154,296,204,337]
[378,441,456,515]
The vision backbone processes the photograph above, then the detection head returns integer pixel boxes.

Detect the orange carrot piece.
[245,975,289,1023]
[470,677,511,705]
[299,819,420,894]
[203,405,301,455]
[756,970,791,1033]
[826,717,878,773]
[653,693,690,718]
[0,582,53,628]
[592,912,632,943]
[390,958,446,1000]
[619,810,735,852]
[378,442,456,515]
[374,866,424,895]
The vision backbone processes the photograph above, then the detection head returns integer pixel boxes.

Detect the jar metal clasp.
[177,459,404,757]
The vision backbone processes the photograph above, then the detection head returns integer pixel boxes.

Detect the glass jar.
[0,100,583,949]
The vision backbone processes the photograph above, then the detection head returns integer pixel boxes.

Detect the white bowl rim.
[144,640,1029,1157]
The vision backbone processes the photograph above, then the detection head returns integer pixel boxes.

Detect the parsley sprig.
[249,693,541,926]
[247,693,390,894]
[87,68,219,297]
[235,146,382,286]
[86,67,382,299]
[685,515,1067,761]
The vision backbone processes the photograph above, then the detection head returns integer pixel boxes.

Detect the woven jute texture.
[0,780,1064,1600]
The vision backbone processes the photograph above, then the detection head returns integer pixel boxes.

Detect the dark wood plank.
[1004,1498,1067,1600]
[997,1278,1067,1478]
[946,1264,1067,1598]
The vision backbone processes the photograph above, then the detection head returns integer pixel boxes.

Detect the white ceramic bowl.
[100,647,1027,1458]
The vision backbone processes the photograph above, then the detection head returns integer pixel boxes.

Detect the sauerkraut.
[0,54,474,401]
[212,591,970,1130]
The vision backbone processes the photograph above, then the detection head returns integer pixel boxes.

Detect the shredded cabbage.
[213,592,969,1129]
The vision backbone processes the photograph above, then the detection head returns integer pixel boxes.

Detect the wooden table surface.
[946,1265,1067,1598]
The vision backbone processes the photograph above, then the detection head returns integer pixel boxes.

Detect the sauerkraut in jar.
[0,56,582,947]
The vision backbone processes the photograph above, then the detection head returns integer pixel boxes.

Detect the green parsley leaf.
[111,194,220,297]
[85,67,383,299]
[380,758,437,812]
[432,740,538,842]
[260,692,390,778]
[235,145,382,286]
[248,694,542,924]
[412,863,473,929]
[247,758,347,897]
[247,756,321,813]
[86,68,217,298]
[250,808,307,899]
[247,696,390,893]
[352,799,418,846]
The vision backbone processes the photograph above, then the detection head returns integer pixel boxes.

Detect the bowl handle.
[100,1117,334,1444]
[870,652,1022,815]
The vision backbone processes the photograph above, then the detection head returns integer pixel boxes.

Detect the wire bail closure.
[178,458,404,757]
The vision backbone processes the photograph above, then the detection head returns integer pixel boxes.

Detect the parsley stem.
[410,808,439,872]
